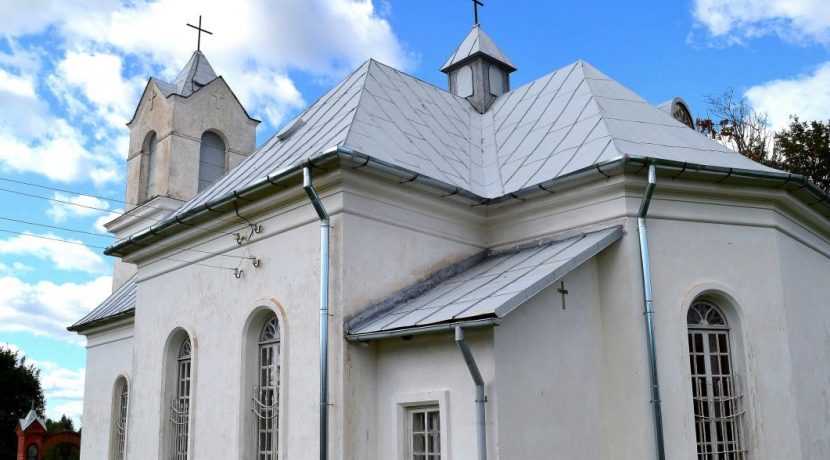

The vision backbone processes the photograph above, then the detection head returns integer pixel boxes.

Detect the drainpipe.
[454,326,486,460]
[637,162,665,460]
[303,167,330,460]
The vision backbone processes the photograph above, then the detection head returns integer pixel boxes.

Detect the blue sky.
[0,0,828,425]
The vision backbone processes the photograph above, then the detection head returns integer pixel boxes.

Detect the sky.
[0,0,828,426]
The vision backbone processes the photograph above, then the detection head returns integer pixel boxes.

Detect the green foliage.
[42,443,80,460]
[45,414,75,433]
[774,117,830,193]
[0,345,46,459]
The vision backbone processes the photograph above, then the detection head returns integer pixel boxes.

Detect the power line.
[0,185,240,237]
[0,227,242,273]
[0,214,255,261]
[0,176,242,225]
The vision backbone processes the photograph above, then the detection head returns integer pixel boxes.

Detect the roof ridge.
[578,60,633,160]
[340,60,382,151]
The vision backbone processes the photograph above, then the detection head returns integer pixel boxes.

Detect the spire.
[173,50,218,97]
[442,25,515,113]
[441,25,515,73]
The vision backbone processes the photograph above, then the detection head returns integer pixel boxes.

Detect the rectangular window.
[407,406,440,460]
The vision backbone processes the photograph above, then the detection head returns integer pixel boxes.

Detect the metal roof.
[18,409,46,431]
[149,51,218,98]
[68,275,137,332]
[347,226,623,340]
[441,25,516,72]
[169,58,777,219]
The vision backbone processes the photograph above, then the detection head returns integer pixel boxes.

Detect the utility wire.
[0,185,241,237]
[0,214,254,260]
[0,176,240,225]
[0,227,241,272]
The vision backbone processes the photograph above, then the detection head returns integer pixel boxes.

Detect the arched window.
[253,315,280,459]
[112,378,129,460]
[171,338,192,460]
[144,132,158,201]
[687,301,746,458]
[198,132,226,192]
[26,444,37,460]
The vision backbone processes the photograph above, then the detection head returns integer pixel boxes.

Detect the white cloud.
[94,209,123,233]
[50,50,145,130]
[0,232,109,274]
[745,62,830,130]
[0,68,36,97]
[13,0,410,128]
[692,0,830,44]
[0,275,112,342]
[46,192,112,223]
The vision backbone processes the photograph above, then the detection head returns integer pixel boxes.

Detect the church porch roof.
[346,225,623,340]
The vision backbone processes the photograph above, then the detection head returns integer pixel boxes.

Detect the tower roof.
[153,50,218,98]
[441,25,516,72]
[18,408,46,431]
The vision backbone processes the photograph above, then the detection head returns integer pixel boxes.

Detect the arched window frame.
[197,130,227,193]
[240,305,287,460]
[161,330,195,460]
[110,376,130,460]
[143,131,158,201]
[26,443,38,460]
[687,299,747,458]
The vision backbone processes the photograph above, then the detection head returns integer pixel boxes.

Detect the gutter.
[346,317,499,342]
[637,162,665,460]
[455,326,487,460]
[303,167,331,460]
[104,148,830,259]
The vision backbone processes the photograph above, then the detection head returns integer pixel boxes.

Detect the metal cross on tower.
[186,15,213,51]
[472,0,484,25]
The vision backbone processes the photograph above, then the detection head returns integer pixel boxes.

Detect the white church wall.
[645,192,825,459]
[493,260,604,459]
[334,174,488,458]
[124,197,334,459]
[373,329,496,460]
[776,231,830,456]
[79,322,134,460]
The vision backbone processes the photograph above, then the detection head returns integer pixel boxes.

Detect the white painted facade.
[73,33,830,460]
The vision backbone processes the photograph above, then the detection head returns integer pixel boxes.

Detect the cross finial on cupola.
[442,23,515,113]
[186,15,213,52]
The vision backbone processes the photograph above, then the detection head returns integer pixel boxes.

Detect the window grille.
[253,316,280,460]
[688,301,746,459]
[407,406,441,460]
[198,132,226,192]
[171,338,192,460]
[115,381,129,460]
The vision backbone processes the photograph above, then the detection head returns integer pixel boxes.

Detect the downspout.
[454,326,486,460]
[637,162,665,460]
[303,167,330,460]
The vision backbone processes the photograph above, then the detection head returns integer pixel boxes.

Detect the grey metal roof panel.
[151,57,781,230]
[441,25,516,72]
[348,226,623,337]
[69,275,137,331]
[173,50,218,96]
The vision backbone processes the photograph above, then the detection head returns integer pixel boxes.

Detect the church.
[69,19,830,460]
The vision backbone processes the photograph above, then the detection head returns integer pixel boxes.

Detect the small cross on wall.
[557,281,569,310]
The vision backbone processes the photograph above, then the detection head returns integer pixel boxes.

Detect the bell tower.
[442,25,516,113]
[107,50,260,288]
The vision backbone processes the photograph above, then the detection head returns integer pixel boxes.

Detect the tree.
[696,89,779,167]
[774,117,830,193]
[0,345,46,459]
[46,414,75,433]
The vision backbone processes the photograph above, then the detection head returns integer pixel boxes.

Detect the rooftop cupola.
[441,25,515,113]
